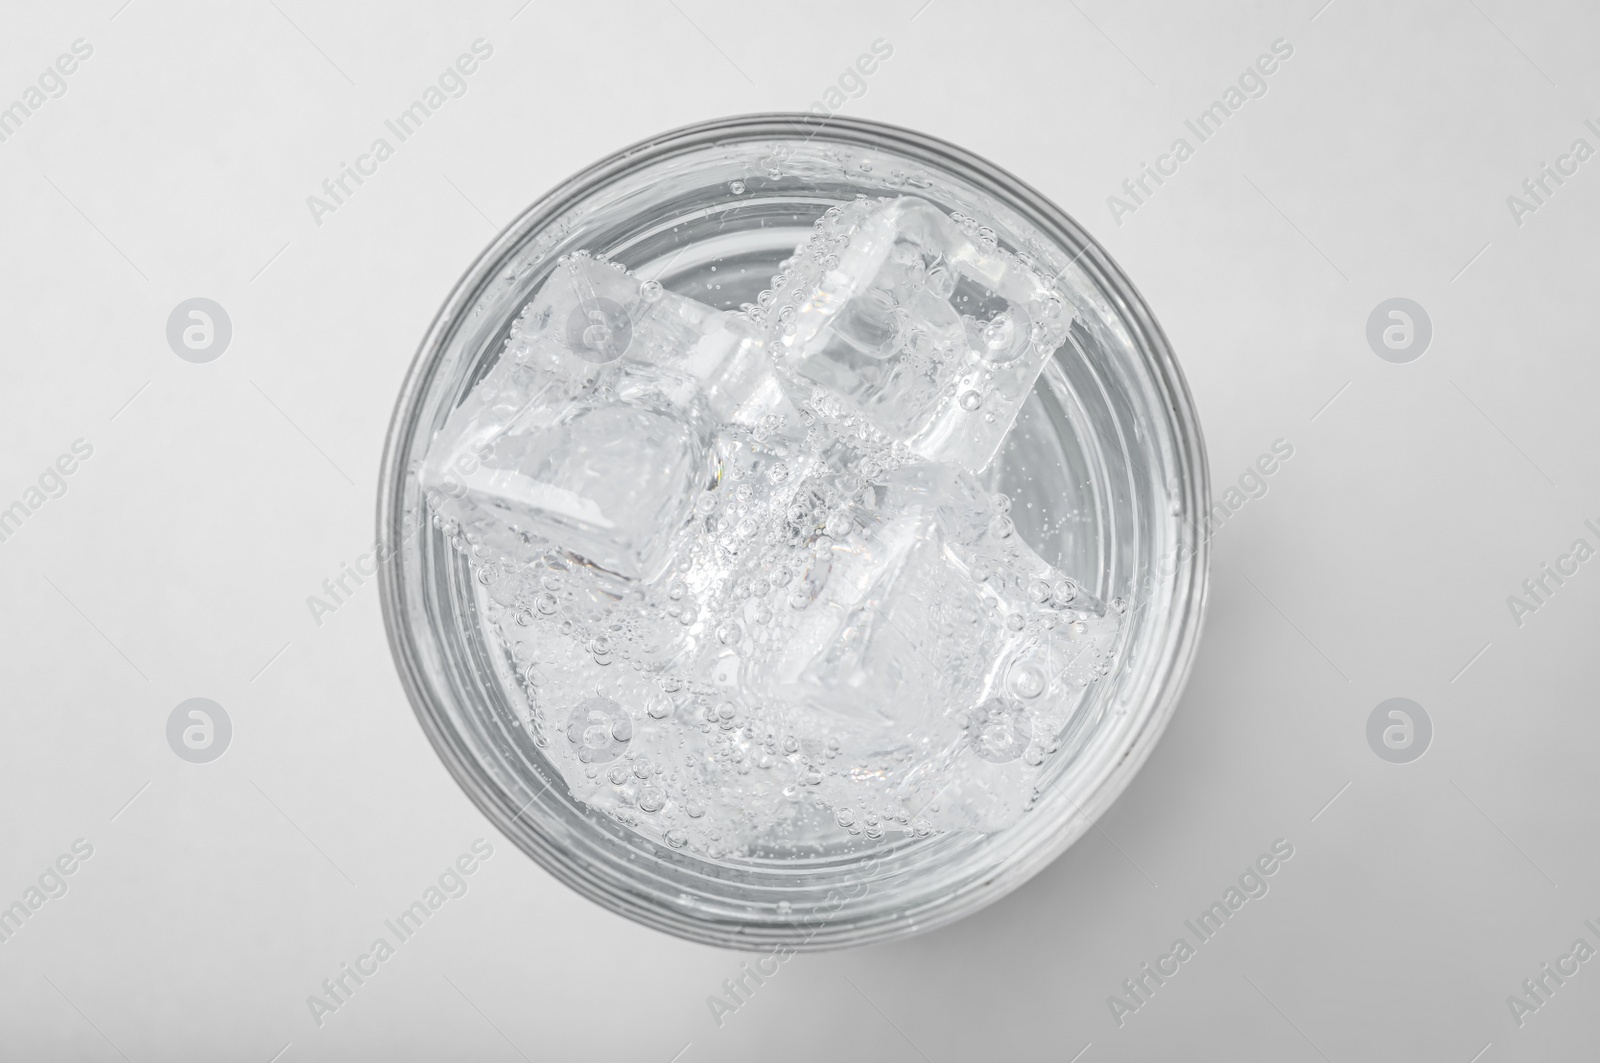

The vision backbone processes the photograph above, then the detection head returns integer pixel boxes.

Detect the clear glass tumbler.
[377,114,1209,949]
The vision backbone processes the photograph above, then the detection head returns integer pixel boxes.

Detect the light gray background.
[2,0,1595,1059]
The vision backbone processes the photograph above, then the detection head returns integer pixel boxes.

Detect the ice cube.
[635,284,793,429]
[530,252,794,429]
[739,459,1117,755]
[767,196,1074,473]
[424,361,715,581]
[741,503,978,727]
[420,253,807,581]
[896,727,1035,834]
[882,462,1121,714]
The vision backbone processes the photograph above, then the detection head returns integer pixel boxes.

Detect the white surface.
[2,1,1597,1059]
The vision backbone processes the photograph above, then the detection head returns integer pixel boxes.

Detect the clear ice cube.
[884,462,1120,710]
[638,284,794,429]
[425,361,715,581]
[422,254,747,582]
[739,459,1118,753]
[526,251,795,429]
[744,501,989,728]
[767,196,1074,474]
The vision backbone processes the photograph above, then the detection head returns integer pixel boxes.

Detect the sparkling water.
[421,196,1121,855]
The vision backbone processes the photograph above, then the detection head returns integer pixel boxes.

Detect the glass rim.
[376,111,1211,949]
